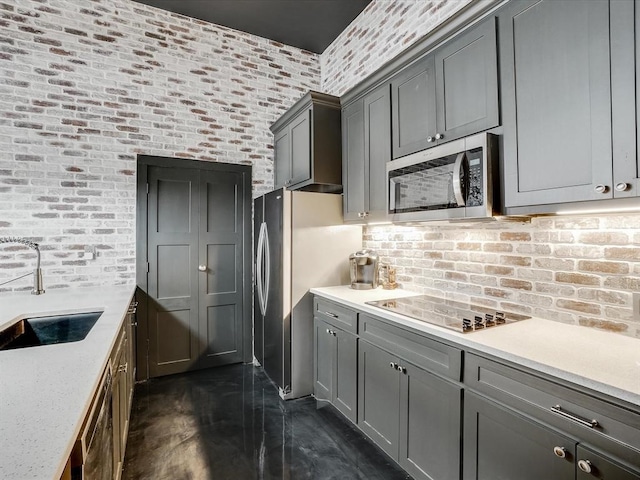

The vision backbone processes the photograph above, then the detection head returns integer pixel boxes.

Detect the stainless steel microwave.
[387,132,498,222]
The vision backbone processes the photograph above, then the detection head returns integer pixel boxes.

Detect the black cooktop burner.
[366,295,530,333]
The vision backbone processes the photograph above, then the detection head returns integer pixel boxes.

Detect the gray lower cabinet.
[358,339,462,480]
[500,0,614,208]
[271,91,342,192]
[390,16,498,160]
[576,446,640,480]
[343,83,391,223]
[463,391,576,480]
[313,318,357,423]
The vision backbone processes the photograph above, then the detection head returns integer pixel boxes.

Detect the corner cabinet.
[500,0,640,210]
[342,84,391,222]
[271,91,342,193]
[390,16,499,159]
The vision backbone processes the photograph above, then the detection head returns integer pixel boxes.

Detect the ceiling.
[132,0,373,54]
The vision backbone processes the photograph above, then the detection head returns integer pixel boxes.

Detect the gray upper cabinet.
[500,0,614,208]
[271,91,342,193]
[435,17,499,145]
[610,0,640,199]
[390,16,499,160]
[391,56,437,159]
[343,84,391,222]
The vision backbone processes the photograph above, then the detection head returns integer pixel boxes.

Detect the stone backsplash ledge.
[364,213,640,339]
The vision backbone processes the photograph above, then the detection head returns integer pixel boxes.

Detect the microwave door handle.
[389,178,396,212]
[452,152,467,207]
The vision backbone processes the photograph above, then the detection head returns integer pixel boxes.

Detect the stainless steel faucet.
[0,237,45,294]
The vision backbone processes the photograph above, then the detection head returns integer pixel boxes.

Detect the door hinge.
[146,262,149,273]
[146,183,149,194]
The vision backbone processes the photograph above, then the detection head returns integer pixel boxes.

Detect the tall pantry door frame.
[136,155,252,380]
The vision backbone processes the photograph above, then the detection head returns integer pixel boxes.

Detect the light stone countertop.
[311,285,640,408]
[0,285,136,480]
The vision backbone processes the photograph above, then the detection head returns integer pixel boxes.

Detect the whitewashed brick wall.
[320,0,474,97]
[320,0,640,338]
[0,0,319,291]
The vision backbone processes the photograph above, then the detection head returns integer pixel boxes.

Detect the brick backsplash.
[365,217,640,338]
[321,0,640,338]
[0,0,319,291]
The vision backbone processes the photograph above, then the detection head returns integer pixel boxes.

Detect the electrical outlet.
[83,245,97,260]
[633,292,640,323]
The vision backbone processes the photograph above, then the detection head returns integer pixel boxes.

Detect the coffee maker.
[349,249,379,290]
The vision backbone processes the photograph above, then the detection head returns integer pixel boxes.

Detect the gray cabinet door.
[334,327,357,423]
[358,340,400,459]
[342,99,366,221]
[435,17,498,144]
[274,127,290,189]
[364,84,391,219]
[391,56,437,159]
[399,363,462,480]
[463,391,575,480]
[289,108,311,186]
[576,445,640,480]
[314,319,333,402]
[501,0,613,207]
[611,0,640,198]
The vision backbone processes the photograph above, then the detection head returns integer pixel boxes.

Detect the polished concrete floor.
[122,364,411,480]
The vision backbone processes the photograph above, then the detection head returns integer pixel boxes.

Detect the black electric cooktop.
[366,295,530,333]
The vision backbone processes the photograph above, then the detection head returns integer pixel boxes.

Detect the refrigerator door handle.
[256,222,266,316]
[263,222,271,313]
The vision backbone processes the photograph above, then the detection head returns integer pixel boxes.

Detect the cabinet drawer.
[360,314,462,381]
[465,354,640,460]
[314,298,357,333]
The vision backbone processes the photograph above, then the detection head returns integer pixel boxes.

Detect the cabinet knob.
[553,446,566,459]
[399,366,407,374]
[389,362,397,369]
[435,133,444,140]
[615,182,630,192]
[326,328,331,334]
[198,265,207,272]
[427,136,435,143]
[594,184,609,194]
[577,459,592,474]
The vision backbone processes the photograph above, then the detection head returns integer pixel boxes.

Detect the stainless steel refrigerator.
[254,188,361,399]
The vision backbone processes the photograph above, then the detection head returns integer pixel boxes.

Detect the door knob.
[435,133,444,140]
[577,460,592,474]
[615,182,630,192]
[198,265,207,272]
[553,446,566,458]
[594,184,609,194]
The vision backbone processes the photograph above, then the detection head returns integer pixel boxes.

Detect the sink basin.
[0,311,103,351]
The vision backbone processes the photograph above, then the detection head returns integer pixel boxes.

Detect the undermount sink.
[0,311,103,351]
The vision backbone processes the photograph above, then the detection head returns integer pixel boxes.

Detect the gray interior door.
[147,167,201,377]
[141,158,251,379]
[197,169,246,368]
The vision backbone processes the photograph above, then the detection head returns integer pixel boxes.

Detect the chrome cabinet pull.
[427,136,435,143]
[398,366,407,374]
[553,446,566,459]
[435,133,444,140]
[594,184,609,194]
[550,405,599,428]
[615,182,630,192]
[577,459,592,474]
[389,362,398,369]
[198,265,207,272]
[321,311,338,319]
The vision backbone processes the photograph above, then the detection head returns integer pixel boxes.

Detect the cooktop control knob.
[474,315,484,329]
[495,312,506,324]
[485,313,495,327]
[463,318,472,331]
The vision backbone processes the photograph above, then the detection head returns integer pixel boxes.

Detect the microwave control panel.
[467,156,484,207]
